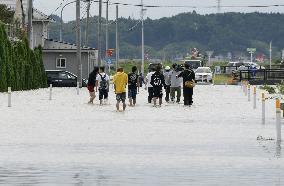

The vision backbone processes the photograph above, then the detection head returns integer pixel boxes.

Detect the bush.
[276,84,284,95]
[259,84,276,94]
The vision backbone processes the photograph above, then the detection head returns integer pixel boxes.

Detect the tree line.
[0,23,47,92]
[49,11,284,60]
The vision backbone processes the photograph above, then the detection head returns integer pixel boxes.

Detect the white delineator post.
[49,84,52,100]
[276,99,281,142]
[262,93,265,125]
[253,86,256,109]
[8,87,11,107]
[247,84,251,102]
[77,82,80,95]
[244,83,248,96]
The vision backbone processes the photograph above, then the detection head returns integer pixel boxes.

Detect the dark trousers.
[183,88,193,105]
[148,87,154,103]
[165,85,170,102]
[99,89,108,100]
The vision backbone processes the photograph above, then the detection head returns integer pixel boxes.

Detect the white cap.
[165,66,170,70]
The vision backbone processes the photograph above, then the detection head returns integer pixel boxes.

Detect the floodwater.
[0,85,283,185]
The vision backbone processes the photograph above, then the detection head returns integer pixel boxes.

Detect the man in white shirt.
[145,69,155,103]
[96,67,110,105]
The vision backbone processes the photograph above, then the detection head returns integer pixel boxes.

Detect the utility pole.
[115,5,119,71]
[98,0,102,66]
[76,0,82,87]
[85,0,91,46]
[206,51,213,66]
[141,0,145,76]
[217,0,221,13]
[27,0,33,48]
[269,41,272,69]
[106,0,109,56]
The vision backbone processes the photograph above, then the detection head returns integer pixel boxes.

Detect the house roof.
[33,9,54,22]
[43,38,96,51]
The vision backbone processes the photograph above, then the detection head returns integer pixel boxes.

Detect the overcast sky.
[33,0,284,22]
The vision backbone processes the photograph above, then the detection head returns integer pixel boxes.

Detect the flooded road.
[0,85,283,185]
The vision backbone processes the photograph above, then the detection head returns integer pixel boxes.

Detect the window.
[56,58,66,68]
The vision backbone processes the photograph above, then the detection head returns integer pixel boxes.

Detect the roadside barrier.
[49,84,52,100]
[247,84,251,102]
[276,98,281,142]
[262,92,265,125]
[244,83,248,96]
[77,82,80,95]
[253,86,256,109]
[8,87,11,107]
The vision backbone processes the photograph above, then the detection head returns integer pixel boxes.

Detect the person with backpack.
[178,63,195,106]
[96,67,110,105]
[128,66,139,106]
[87,67,99,104]
[150,64,166,107]
[113,67,128,111]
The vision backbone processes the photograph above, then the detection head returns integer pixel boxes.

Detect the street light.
[60,0,76,42]
[247,48,256,63]
[206,51,213,66]
[60,0,90,42]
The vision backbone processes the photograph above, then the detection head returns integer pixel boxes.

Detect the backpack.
[99,74,108,90]
[128,73,137,86]
[152,74,162,87]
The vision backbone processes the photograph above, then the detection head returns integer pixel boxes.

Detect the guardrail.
[237,69,284,84]
[219,66,265,74]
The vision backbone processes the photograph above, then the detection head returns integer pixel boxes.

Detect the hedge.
[0,22,47,92]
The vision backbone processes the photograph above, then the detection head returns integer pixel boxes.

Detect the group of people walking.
[87,63,195,111]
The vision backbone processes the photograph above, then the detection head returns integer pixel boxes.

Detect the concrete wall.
[33,21,48,47]
[42,51,97,79]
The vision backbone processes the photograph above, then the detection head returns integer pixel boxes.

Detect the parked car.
[243,62,264,69]
[226,61,245,74]
[183,59,202,70]
[195,67,213,83]
[46,70,87,87]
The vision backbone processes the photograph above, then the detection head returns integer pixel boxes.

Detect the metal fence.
[238,69,284,84]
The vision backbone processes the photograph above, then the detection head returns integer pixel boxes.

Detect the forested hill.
[48,12,284,59]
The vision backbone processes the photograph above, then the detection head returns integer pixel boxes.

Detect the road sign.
[214,66,221,74]
[107,58,112,65]
[247,48,256,52]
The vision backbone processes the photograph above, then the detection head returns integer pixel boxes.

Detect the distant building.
[43,39,98,79]
[1,0,98,79]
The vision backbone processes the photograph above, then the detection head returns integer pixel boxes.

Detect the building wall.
[42,51,97,79]
[33,21,48,47]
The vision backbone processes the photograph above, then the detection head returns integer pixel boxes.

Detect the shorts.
[153,88,163,98]
[116,92,126,102]
[128,87,137,99]
[99,89,108,100]
[87,85,94,92]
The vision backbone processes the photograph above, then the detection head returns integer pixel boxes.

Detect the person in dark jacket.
[87,67,99,104]
[128,66,139,106]
[150,64,166,107]
[178,63,195,106]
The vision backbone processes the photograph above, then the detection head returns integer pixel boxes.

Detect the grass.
[213,74,233,85]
